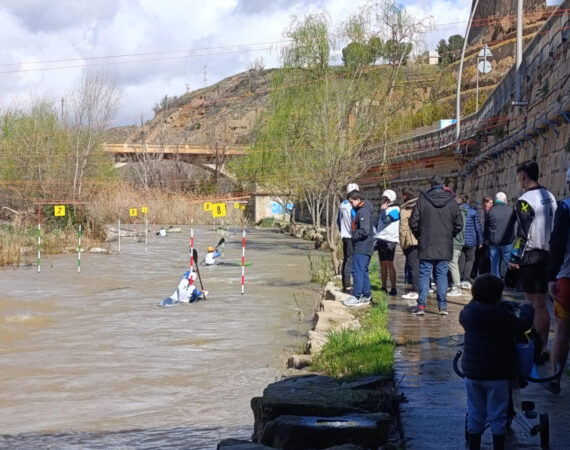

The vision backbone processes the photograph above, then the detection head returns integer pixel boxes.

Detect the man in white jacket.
[338,183,359,293]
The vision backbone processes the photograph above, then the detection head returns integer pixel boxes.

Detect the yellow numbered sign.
[234,202,240,209]
[212,203,227,218]
[141,207,148,214]
[203,202,212,211]
[54,205,66,217]
[129,208,138,217]
[240,205,246,211]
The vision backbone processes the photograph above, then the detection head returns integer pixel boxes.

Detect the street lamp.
[476,44,493,113]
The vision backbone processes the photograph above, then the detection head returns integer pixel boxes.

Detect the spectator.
[338,183,359,293]
[460,193,484,289]
[510,160,557,363]
[472,196,493,277]
[460,274,533,450]
[409,175,463,315]
[400,187,419,300]
[448,195,468,297]
[486,192,517,279]
[547,167,570,394]
[374,189,400,296]
[343,190,375,307]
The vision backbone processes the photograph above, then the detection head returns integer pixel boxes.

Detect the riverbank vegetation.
[312,268,395,380]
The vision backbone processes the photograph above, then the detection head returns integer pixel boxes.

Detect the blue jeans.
[352,253,371,298]
[465,378,509,435]
[418,259,448,309]
[490,244,513,278]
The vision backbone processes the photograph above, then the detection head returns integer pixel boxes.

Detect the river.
[0,227,321,449]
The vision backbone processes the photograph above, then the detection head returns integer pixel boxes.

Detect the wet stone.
[260,413,390,449]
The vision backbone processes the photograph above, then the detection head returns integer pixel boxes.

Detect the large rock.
[217,438,274,449]
[313,311,360,334]
[251,374,395,443]
[260,413,390,449]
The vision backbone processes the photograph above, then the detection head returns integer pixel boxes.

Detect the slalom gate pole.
[241,229,246,295]
[133,217,136,241]
[37,206,41,273]
[145,216,148,246]
[189,222,194,287]
[118,218,121,253]
[152,216,156,239]
[221,219,225,257]
[77,207,82,274]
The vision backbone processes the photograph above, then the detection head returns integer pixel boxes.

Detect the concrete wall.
[360,1,570,205]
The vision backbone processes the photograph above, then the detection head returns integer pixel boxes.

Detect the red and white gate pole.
[189,222,194,287]
[37,206,41,273]
[241,229,246,295]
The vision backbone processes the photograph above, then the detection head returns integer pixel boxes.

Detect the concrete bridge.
[102,142,247,175]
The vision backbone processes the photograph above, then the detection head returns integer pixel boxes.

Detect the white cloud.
[0,0,470,125]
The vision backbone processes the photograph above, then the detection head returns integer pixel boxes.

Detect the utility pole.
[203,65,207,88]
[513,0,528,106]
[455,0,480,153]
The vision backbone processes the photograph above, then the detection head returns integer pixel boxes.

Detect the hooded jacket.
[460,301,533,380]
[409,185,463,261]
[351,199,375,256]
[399,197,418,251]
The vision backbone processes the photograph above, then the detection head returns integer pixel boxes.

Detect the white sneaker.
[402,292,419,300]
[342,295,370,307]
[447,287,462,297]
[460,281,472,290]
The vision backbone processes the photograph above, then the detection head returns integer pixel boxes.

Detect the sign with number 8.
[212,203,227,217]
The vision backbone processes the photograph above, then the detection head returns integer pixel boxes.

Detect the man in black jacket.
[343,191,375,307]
[409,175,463,315]
[486,192,517,278]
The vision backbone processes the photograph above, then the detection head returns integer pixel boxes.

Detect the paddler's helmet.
[207,246,214,252]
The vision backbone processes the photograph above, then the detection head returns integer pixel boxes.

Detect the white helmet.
[382,189,397,203]
[347,183,359,194]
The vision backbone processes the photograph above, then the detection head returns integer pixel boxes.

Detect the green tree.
[437,34,464,66]
[342,41,374,68]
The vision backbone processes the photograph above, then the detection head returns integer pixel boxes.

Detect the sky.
[0,0,471,126]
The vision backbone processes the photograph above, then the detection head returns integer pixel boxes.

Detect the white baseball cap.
[347,183,359,194]
[382,189,397,202]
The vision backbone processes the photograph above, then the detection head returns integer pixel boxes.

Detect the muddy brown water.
[0,227,321,449]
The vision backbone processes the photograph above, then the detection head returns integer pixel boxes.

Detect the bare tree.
[67,69,121,201]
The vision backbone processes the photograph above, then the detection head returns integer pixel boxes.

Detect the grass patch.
[312,270,394,380]
[308,252,335,285]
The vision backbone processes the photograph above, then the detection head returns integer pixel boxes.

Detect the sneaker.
[410,305,425,315]
[438,308,449,315]
[389,288,397,296]
[342,287,353,294]
[342,295,370,307]
[402,291,419,300]
[447,287,462,297]
[380,287,388,293]
[547,381,561,394]
[428,287,435,293]
[460,281,472,290]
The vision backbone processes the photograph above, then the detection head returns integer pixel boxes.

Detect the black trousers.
[459,246,476,281]
[403,246,419,292]
[342,237,354,289]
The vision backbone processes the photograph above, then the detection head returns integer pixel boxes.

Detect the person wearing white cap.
[338,183,359,292]
[374,189,400,295]
[547,167,570,394]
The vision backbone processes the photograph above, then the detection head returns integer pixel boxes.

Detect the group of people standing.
[338,160,570,394]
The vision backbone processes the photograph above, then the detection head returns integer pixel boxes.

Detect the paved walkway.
[385,256,569,449]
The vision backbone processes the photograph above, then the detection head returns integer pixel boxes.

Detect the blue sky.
[0,0,470,126]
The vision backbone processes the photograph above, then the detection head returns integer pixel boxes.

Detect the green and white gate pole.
[77,207,82,274]
[37,206,41,273]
